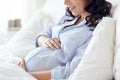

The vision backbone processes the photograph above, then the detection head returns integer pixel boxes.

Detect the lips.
[69,6,75,11]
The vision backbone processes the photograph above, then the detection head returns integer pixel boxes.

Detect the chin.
[72,13,79,17]
[71,12,80,17]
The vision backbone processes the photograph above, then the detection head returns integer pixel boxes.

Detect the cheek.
[77,3,86,12]
[76,6,85,13]
[77,1,86,10]
[71,7,84,16]
[71,2,86,16]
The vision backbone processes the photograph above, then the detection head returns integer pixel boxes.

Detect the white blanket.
[0,46,36,80]
[0,62,36,80]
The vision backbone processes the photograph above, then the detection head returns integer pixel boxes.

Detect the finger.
[53,38,61,48]
[42,38,50,47]
[49,39,60,49]
[46,41,56,50]
[19,59,26,70]
[43,42,49,48]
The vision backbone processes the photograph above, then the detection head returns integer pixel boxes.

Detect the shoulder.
[57,15,74,25]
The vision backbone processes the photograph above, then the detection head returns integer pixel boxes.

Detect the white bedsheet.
[0,59,36,80]
[0,46,36,80]
[0,58,36,80]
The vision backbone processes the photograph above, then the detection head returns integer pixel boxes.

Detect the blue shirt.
[24,15,93,79]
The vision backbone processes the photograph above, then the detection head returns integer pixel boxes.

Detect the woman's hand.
[42,37,61,50]
[18,59,26,71]
[37,36,61,50]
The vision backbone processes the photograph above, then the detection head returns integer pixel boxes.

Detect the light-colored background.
[0,0,65,45]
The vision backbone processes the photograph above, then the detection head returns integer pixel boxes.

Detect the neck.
[80,12,90,20]
[75,12,90,25]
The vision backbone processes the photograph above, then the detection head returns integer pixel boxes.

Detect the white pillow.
[106,0,120,7]
[69,17,115,80]
[112,5,120,80]
[106,0,120,16]
[6,10,54,58]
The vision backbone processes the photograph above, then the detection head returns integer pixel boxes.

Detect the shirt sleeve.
[35,25,53,47]
[34,15,68,47]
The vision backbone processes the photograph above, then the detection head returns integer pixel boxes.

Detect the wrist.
[38,36,49,46]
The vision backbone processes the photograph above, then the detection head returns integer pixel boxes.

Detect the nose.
[64,0,70,5]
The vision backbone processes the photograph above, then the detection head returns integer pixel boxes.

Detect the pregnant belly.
[24,47,65,72]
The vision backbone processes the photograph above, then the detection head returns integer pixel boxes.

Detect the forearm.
[29,70,51,80]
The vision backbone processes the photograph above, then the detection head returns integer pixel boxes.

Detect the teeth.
[69,7,72,10]
[67,6,75,11]
[70,7,74,11]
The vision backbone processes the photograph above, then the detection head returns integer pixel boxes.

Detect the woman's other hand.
[43,37,61,50]
[18,59,26,71]
[38,36,61,50]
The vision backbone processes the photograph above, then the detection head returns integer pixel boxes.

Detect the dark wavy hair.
[66,0,112,31]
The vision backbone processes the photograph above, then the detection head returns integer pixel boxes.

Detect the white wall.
[42,0,65,23]
[22,0,65,26]
[36,0,47,9]
[8,0,28,26]
[20,0,47,26]
[0,0,65,32]
[0,0,65,45]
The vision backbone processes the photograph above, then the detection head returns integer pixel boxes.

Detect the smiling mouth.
[69,6,75,11]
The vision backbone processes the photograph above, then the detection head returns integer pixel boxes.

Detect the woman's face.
[64,0,87,16]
